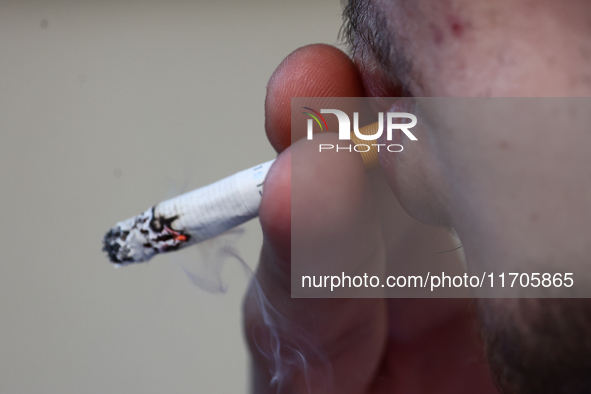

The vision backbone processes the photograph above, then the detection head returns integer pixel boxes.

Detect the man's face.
[346,0,591,97]
[343,0,591,392]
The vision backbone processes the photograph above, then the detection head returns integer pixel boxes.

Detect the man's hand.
[243,44,498,394]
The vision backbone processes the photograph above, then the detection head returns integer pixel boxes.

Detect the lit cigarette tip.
[103,220,154,266]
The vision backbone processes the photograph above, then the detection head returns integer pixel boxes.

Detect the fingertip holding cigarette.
[103,123,380,266]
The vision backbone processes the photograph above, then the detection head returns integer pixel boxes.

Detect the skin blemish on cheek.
[447,15,471,38]
[499,141,508,150]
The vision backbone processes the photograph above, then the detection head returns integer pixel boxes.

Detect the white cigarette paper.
[103,160,275,265]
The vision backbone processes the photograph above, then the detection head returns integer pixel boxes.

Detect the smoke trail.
[177,230,334,393]
[177,228,245,294]
[247,275,335,393]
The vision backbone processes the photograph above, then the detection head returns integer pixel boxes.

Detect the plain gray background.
[0,1,343,392]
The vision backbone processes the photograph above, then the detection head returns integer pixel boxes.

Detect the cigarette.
[103,123,380,266]
[103,160,275,265]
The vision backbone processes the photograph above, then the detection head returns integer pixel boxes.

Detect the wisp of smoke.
[248,277,335,393]
[177,228,245,294]
[176,229,335,393]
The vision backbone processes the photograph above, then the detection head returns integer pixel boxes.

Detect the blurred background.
[0,1,344,392]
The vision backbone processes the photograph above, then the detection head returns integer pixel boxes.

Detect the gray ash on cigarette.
[102,206,191,266]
